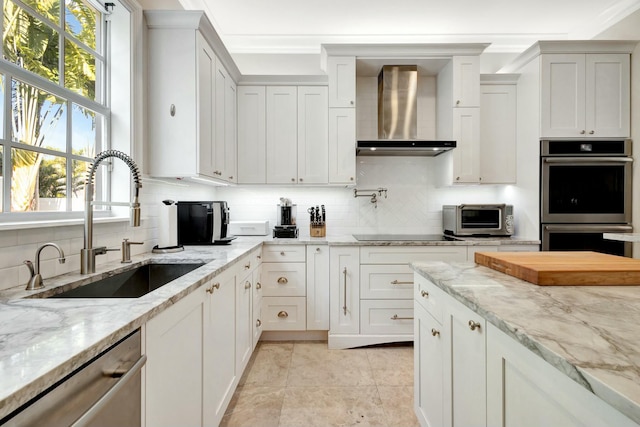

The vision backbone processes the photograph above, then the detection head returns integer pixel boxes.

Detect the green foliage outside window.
[1,0,100,212]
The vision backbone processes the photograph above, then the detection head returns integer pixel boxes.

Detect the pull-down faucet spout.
[81,150,142,274]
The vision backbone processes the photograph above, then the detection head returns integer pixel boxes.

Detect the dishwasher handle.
[70,354,147,427]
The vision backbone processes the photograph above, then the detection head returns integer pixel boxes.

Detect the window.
[0,0,110,216]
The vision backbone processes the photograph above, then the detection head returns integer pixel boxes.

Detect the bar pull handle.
[343,267,348,316]
[390,280,414,285]
[70,355,147,427]
[390,314,414,320]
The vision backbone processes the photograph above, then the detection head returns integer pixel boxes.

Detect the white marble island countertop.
[412,261,640,424]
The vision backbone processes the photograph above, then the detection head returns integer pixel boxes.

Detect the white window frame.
[0,0,141,227]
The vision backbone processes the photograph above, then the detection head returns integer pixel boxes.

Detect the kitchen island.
[412,260,640,426]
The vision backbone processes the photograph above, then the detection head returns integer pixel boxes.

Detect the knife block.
[310,224,326,237]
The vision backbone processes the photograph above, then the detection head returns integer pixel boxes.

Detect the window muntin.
[0,0,107,216]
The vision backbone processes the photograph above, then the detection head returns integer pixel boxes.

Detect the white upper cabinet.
[541,53,630,138]
[239,85,329,185]
[437,55,482,185]
[145,11,238,184]
[452,56,481,107]
[451,108,481,183]
[237,86,266,184]
[328,108,356,184]
[297,86,329,184]
[225,78,237,183]
[480,77,518,184]
[266,86,298,184]
[327,56,356,108]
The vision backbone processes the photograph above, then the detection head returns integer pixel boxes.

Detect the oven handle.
[70,354,147,427]
[543,224,633,232]
[543,157,633,163]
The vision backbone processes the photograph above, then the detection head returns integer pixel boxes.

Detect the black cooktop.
[352,234,458,241]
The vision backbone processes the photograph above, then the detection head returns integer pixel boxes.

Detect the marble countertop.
[0,233,538,420]
[412,261,640,424]
[265,234,540,246]
[604,233,640,243]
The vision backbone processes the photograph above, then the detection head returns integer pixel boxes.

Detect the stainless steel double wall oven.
[540,139,632,256]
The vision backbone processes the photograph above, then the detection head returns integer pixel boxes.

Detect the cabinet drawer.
[261,296,306,331]
[360,265,414,299]
[360,299,414,335]
[414,274,445,325]
[360,246,467,264]
[262,263,306,296]
[262,245,306,262]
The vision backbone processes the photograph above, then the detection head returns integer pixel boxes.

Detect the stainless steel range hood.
[356,65,456,157]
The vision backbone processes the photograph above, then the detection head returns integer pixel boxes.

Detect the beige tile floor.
[221,341,419,427]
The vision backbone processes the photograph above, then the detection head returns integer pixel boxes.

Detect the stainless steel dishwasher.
[1,329,145,427]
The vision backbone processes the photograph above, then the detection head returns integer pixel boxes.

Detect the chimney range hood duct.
[356,65,455,157]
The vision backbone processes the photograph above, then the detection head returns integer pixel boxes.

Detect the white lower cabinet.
[236,268,253,374]
[145,288,205,427]
[145,251,260,427]
[306,245,330,330]
[414,302,445,427]
[414,273,487,427]
[359,299,413,335]
[330,246,466,349]
[262,296,306,330]
[329,246,360,336]
[486,323,638,427]
[252,266,263,349]
[414,272,638,427]
[447,293,486,427]
[203,272,237,426]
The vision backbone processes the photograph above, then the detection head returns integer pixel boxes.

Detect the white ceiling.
[177,0,640,54]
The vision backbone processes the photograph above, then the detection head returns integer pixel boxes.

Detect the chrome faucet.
[24,243,66,290]
[81,150,142,274]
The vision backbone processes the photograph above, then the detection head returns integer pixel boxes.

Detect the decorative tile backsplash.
[217,156,508,237]
[0,156,514,291]
[0,178,218,292]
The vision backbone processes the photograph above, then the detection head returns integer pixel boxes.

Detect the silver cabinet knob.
[277,311,289,318]
[280,251,285,256]
[244,281,251,289]
[299,178,303,182]
[245,262,251,270]
[589,130,595,135]
[256,319,262,327]
[421,290,429,298]
[580,130,586,134]
[277,277,288,285]
[291,178,295,182]
[431,328,440,337]
[350,100,354,105]
[316,247,321,252]
[256,282,262,290]
[468,320,481,331]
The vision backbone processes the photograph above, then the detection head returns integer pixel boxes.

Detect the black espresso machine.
[176,201,236,245]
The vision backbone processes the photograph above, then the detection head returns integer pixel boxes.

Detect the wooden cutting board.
[474,251,640,285]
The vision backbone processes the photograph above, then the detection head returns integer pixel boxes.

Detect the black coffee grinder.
[273,197,299,238]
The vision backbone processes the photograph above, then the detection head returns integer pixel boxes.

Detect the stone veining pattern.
[412,261,640,424]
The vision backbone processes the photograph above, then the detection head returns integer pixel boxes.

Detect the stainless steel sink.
[50,263,205,298]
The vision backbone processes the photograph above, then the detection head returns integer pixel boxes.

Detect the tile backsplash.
[0,156,518,292]
[0,178,217,292]
[217,156,510,237]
